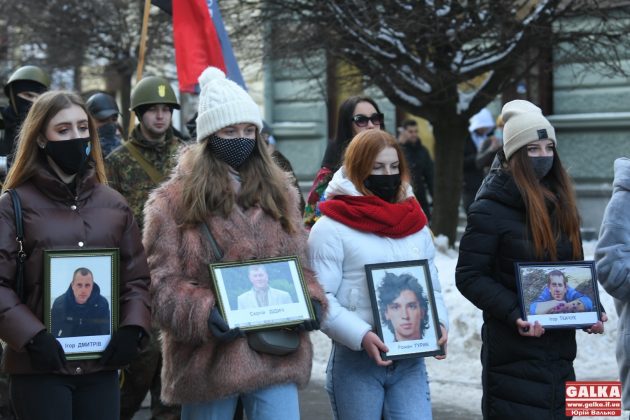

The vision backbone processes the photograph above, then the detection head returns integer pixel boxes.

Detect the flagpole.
[128,0,153,137]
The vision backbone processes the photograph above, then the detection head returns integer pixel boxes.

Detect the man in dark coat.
[397,119,434,220]
[51,267,111,338]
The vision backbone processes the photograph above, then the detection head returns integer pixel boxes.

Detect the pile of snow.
[309,239,622,419]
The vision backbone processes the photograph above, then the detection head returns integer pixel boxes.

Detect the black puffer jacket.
[456,168,579,420]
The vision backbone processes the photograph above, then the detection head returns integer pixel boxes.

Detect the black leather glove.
[208,307,243,342]
[26,330,66,371]
[298,299,322,332]
[100,326,144,367]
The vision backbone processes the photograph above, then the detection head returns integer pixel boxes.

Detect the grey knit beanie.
[501,100,556,159]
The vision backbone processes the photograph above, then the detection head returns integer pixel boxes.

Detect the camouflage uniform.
[106,124,184,420]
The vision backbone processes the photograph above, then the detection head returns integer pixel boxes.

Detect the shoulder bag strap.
[7,189,26,302]
[122,141,165,184]
[200,222,223,261]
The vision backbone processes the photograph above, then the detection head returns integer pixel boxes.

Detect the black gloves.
[100,326,144,367]
[26,330,66,371]
[298,299,323,332]
[208,307,243,342]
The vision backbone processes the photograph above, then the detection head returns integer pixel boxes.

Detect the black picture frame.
[43,248,119,360]
[365,259,444,360]
[515,261,601,329]
[209,256,315,331]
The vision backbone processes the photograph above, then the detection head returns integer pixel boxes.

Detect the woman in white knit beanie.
[456,99,606,419]
[143,67,327,420]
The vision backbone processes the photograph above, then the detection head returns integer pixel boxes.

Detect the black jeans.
[10,370,119,420]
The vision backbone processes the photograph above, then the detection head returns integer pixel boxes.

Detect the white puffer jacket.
[308,168,449,351]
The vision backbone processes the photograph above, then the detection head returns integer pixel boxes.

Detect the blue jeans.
[180,382,299,420]
[326,343,432,420]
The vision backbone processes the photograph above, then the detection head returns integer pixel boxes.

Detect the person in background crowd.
[261,121,305,215]
[397,118,434,220]
[456,99,606,419]
[1,65,50,182]
[309,129,448,420]
[0,90,150,420]
[144,66,326,420]
[304,95,384,228]
[86,92,122,156]
[595,157,630,411]
[106,75,185,420]
[462,107,497,212]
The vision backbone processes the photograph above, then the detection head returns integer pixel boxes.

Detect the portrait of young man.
[237,264,293,310]
[529,269,593,315]
[50,267,111,338]
[377,272,430,342]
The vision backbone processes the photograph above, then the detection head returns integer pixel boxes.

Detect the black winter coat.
[50,282,111,338]
[456,168,579,420]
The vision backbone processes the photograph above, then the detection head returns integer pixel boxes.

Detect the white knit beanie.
[195,67,263,142]
[501,100,556,160]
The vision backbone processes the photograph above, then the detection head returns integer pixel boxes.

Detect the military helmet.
[130,76,180,111]
[86,92,120,120]
[3,65,51,97]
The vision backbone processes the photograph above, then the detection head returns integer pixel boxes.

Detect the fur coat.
[143,151,327,404]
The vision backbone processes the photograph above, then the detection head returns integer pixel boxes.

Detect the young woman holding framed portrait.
[0,91,151,420]
[143,67,326,420]
[456,100,607,419]
[308,129,449,420]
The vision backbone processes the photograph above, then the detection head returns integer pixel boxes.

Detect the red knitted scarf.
[319,195,427,238]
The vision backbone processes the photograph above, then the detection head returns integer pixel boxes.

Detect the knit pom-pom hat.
[501,100,556,160]
[195,67,263,142]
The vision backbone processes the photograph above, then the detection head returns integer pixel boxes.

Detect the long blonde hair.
[2,91,106,192]
[178,132,295,233]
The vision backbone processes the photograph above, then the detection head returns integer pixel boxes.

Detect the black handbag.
[7,189,26,302]
[200,222,299,356]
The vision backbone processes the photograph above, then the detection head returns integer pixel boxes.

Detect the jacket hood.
[475,168,525,210]
[469,108,495,133]
[613,157,630,193]
[325,167,415,199]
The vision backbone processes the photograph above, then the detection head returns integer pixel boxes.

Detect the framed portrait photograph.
[209,256,315,331]
[516,261,601,329]
[43,249,119,360]
[365,260,444,360]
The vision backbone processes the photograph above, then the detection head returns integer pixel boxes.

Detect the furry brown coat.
[143,153,326,404]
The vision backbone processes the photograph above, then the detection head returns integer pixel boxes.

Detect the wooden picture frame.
[44,248,119,360]
[209,256,315,331]
[516,261,601,329]
[365,259,444,360]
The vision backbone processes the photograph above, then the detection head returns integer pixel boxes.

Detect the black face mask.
[530,156,554,179]
[97,122,118,140]
[364,174,401,202]
[13,96,34,121]
[44,137,91,175]
[208,135,256,169]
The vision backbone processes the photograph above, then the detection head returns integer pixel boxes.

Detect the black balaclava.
[8,80,47,119]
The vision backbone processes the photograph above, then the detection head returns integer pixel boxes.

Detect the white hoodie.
[308,168,449,351]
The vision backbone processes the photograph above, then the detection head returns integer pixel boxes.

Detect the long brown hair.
[178,132,295,233]
[2,91,106,192]
[343,130,410,202]
[508,147,582,260]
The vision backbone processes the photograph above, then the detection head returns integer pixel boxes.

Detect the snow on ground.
[309,239,622,419]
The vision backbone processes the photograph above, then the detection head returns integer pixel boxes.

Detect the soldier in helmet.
[86,92,122,156]
[1,65,50,180]
[105,75,184,420]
